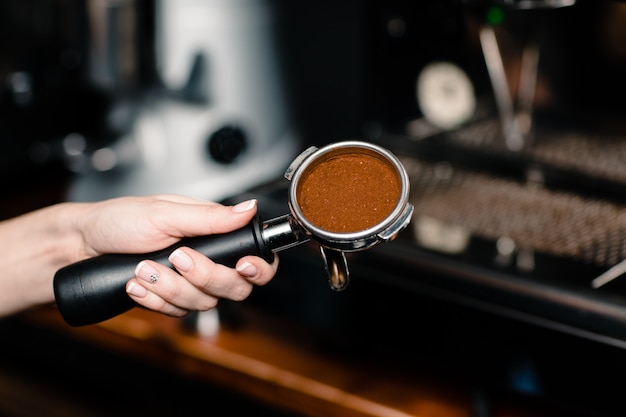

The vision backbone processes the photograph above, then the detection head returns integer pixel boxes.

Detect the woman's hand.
[77,194,279,318]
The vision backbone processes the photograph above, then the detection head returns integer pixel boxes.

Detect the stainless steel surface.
[591,260,626,289]
[319,247,349,291]
[462,0,576,8]
[479,25,526,151]
[448,119,626,184]
[87,0,139,90]
[261,214,309,253]
[404,155,626,267]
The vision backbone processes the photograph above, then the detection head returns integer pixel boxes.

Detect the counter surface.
[18,304,580,417]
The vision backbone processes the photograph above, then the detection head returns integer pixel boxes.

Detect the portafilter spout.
[53,140,413,326]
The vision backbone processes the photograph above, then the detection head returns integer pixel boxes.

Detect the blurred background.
[5,0,626,416]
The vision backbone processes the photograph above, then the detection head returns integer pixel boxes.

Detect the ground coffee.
[297,152,401,233]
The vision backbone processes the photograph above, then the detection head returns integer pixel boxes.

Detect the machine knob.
[207,125,247,163]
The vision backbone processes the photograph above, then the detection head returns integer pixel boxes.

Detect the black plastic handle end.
[53,255,140,326]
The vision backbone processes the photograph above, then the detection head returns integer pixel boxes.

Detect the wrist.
[0,201,89,315]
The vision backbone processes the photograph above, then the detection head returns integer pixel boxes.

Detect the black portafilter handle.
[53,214,307,326]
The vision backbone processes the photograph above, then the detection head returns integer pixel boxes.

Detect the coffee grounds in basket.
[297,153,401,233]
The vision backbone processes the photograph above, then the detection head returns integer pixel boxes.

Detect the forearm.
[0,202,88,317]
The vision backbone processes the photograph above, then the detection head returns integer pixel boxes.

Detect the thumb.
[175,198,259,237]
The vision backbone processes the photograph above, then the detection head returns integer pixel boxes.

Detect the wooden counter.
[18,304,581,417]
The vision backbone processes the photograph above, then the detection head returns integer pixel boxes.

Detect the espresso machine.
[223,1,626,415]
[348,0,626,414]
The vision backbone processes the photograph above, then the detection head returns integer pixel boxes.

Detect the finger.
[126,280,191,318]
[236,254,280,286]
[152,194,215,205]
[168,248,255,301]
[133,259,228,310]
[152,198,260,238]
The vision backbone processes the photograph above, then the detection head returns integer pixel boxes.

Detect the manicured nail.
[169,248,194,272]
[126,282,148,298]
[232,199,256,213]
[135,261,160,284]
[237,261,258,277]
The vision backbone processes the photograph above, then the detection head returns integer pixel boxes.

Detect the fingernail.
[237,261,258,277]
[232,199,256,213]
[135,261,160,284]
[126,282,148,298]
[169,248,193,272]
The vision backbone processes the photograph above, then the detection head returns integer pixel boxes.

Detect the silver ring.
[150,273,159,284]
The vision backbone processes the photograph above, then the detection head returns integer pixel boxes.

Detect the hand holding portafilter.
[53,141,414,326]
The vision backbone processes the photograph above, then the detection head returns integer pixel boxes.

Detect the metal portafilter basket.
[53,141,414,326]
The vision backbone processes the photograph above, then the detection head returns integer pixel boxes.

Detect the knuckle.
[197,298,219,311]
[159,279,185,301]
[231,283,253,301]
[197,268,219,292]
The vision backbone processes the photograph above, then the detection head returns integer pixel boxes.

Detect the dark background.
[4,1,626,416]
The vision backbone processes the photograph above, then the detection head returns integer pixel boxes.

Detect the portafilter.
[53,140,414,326]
